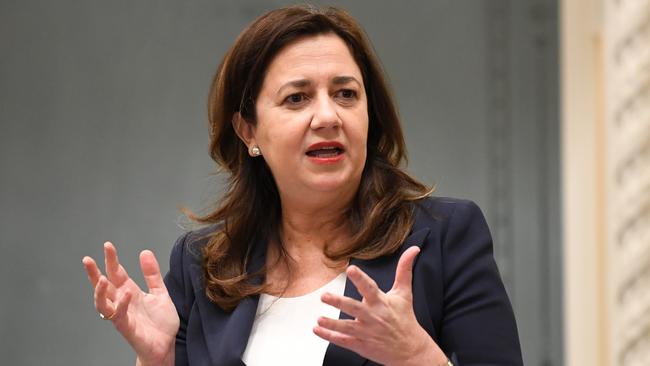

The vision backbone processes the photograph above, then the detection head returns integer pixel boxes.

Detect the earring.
[251,145,262,156]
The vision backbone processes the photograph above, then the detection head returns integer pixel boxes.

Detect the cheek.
[349,114,369,156]
[258,123,305,162]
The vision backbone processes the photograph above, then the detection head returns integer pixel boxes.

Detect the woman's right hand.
[82,242,179,366]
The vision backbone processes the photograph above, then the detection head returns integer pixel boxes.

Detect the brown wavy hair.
[191,5,432,311]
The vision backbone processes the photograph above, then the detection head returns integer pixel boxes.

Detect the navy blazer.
[163,197,523,365]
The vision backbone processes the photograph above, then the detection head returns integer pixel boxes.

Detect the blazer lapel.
[190,237,267,366]
[322,227,431,366]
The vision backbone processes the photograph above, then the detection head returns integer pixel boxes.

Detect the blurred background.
[0,0,647,365]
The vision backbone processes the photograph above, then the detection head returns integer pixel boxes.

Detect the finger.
[82,256,102,287]
[313,326,360,352]
[94,276,116,318]
[346,265,382,303]
[139,250,166,295]
[317,317,363,338]
[391,246,421,294]
[104,242,131,287]
[85,257,118,300]
[111,290,132,327]
[321,292,366,320]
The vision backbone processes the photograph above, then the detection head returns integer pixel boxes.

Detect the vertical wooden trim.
[593,32,609,366]
[560,0,604,364]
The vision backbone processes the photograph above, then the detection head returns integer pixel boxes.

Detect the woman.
[82,5,523,366]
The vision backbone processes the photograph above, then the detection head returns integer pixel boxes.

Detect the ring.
[99,311,116,321]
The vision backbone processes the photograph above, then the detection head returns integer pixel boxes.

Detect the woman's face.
[244,33,369,203]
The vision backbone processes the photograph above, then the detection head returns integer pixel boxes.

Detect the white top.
[241,272,347,366]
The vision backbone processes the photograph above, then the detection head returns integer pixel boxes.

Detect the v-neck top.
[241,272,347,366]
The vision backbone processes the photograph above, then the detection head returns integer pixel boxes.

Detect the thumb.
[391,246,420,296]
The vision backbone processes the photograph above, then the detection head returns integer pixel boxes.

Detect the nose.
[310,92,341,130]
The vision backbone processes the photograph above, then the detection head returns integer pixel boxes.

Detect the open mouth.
[306,146,344,158]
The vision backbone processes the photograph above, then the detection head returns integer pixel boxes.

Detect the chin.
[305,173,361,194]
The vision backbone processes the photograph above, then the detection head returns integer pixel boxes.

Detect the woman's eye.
[337,89,357,99]
[285,93,307,105]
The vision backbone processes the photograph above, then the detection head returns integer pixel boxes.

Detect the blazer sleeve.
[439,200,523,365]
[163,231,193,366]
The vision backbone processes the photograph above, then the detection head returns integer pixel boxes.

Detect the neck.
[276,189,355,256]
[264,190,354,293]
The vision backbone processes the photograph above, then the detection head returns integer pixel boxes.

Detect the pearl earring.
[251,145,262,156]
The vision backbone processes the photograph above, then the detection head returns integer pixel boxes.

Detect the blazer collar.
[193,226,431,366]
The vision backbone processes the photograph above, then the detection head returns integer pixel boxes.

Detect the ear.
[232,112,257,149]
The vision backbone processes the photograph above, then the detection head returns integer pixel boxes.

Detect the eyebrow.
[332,76,361,86]
[276,76,361,95]
[277,79,311,95]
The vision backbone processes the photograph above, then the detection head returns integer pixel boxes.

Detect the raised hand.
[82,242,179,366]
[313,246,448,366]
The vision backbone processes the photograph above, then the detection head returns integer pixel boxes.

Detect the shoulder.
[408,196,495,280]
[402,196,491,276]
[168,224,221,272]
[413,196,482,215]
[164,224,221,308]
[411,196,486,234]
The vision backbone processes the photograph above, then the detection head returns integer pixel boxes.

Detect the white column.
[563,0,650,364]
[605,1,650,365]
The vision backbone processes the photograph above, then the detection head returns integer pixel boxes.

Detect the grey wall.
[0,1,561,365]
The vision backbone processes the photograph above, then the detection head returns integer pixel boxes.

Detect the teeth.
[306,147,341,157]
[308,146,337,151]
[314,150,338,157]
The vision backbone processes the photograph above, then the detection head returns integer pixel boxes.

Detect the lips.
[305,141,345,158]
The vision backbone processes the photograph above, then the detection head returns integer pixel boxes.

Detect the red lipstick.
[305,141,345,164]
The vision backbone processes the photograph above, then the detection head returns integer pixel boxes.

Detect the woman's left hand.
[313,246,448,366]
